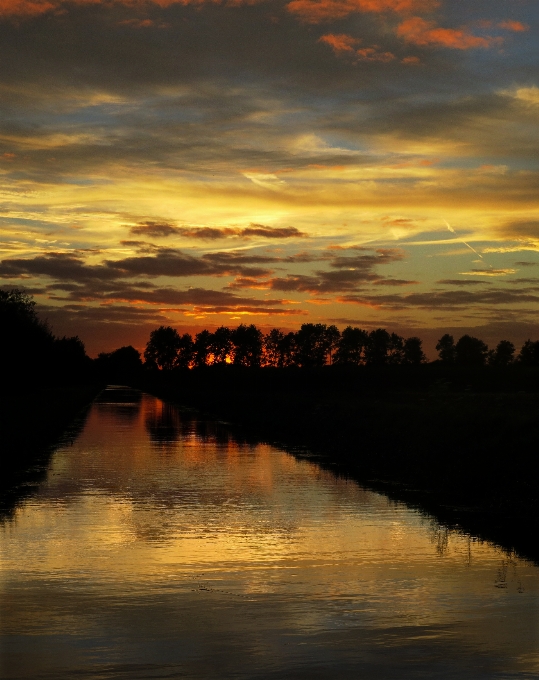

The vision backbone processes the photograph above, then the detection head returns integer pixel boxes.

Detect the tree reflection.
[145,402,183,447]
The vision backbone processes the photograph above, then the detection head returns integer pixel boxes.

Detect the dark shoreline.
[0,384,103,515]
[137,365,539,565]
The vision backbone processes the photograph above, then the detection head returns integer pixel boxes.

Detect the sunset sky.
[0,0,537,356]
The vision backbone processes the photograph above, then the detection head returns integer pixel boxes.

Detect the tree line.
[103,322,539,372]
[3,289,539,384]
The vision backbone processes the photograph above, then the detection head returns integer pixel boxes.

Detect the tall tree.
[193,330,212,367]
[387,332,405,365]
[517,339,539,366]
[454,335,488,366]
[364,329,392,365]
[294,323,339,368]
[333,326,369,365]
[402,336,426,365]
[436,334,456,364]
[210,326,233,364]
[231,324,263,367]
[144,326,182,370]
[176,334,194,369]
[488,340,515,367]
[263,328,285,367]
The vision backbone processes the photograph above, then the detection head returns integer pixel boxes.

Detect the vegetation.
[139,322,537,372]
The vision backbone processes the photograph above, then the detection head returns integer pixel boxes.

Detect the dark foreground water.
[1,387,538,680]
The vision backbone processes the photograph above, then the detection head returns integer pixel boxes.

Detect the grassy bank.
[0,384,103,512]
[139,366,539,564]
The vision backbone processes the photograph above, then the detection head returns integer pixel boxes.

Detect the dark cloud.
[130,222,179,238]
[129,221,307,240]
[499,221,539,240]
[339,287,539,310]
[372,278,419,286]
[228,246,406,293]
[0,248,285,283]
[437,279,492,286]
[0,253,118,281]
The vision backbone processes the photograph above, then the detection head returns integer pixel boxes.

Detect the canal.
[1,386,537,679]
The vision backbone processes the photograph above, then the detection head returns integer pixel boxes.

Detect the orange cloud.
[397,16,501,49]
[287,0,437,24]
[401,55,420,64]
[0,0,55,17]
[319,34,395,61]
[319,33,359,53]
[119,18,169,27]
[498,20,529,32]
[356,46,395,61]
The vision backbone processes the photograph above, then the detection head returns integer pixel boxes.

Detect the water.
[1,386,538,679]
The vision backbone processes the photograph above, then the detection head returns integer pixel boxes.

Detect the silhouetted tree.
[387,333,405,364]
[517,339,539,366]
[436,334,456,364]
[52,335,88,378]
[488,340,515,367]
[0,289,53,371]
[0,289,94,383]
[325,325,341,365]
[231,324,263,367]
[364,329,392,365]
[454,334,488,366]
[210,326,233,364]
[402,336,426,365]
[96,345,142,381]
[263,329,285,367]
[193,330,212,367]
[333,326,369,365]
[294,324,339,368]
[263,329,297,367]
[176,333,194,369]
[144,326,182,370]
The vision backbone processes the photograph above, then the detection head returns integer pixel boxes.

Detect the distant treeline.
[3,289,539,386]
[99,323,539,376]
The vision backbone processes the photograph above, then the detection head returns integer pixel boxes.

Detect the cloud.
[243,173,287,191]
[497,221,539,241]
[0,253,118,281]
[129,221,307,240]
[228,246,406,293]
[319,33,359,54]
[397,17,500,49]
[458,268,516,277]
[130,222,180,238]
[356,47,396,62]
[437,279,492,286]
[0,248,284,283]
[287,0,438,24]
[497,20,528,33]
[512,87,539,105]
[339,287,539,310]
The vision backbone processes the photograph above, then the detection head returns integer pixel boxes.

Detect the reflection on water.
[1,386,538,680]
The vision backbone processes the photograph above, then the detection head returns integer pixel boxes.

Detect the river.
[1,386,538,679]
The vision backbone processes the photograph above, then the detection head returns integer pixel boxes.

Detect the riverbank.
[0,384,103,511]
[139,366,539,564]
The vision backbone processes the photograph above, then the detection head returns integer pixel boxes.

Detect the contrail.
[444,220,486,262]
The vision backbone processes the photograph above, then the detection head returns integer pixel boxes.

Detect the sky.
[0,0,537,356]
